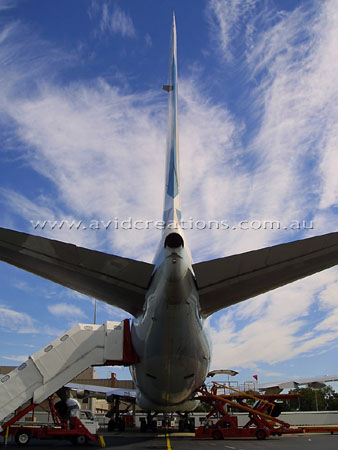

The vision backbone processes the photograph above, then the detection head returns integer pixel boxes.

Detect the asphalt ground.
[2,431,338,450]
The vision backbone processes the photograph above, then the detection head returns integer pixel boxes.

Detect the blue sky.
[1,0,338,388]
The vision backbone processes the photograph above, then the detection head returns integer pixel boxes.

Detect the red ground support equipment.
[0,397,102,446]
[195,383,301,440]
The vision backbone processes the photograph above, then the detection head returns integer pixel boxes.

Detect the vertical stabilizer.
[162,13,181,228]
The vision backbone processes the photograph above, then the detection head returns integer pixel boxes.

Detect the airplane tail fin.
[162,13,181,230]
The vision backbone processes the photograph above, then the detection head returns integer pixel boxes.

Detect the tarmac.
[2,430,338,449]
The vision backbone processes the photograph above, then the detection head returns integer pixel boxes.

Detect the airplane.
[1,13,338,417]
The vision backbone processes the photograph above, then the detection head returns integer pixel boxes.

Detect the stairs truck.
[0,320,136,445]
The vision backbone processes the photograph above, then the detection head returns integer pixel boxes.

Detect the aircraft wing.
[257,374,338,394]
[66,382,136,402]
[0,227,154,317]
[194,231,338,317]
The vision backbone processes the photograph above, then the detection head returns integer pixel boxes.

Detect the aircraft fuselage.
[131,234,211,412]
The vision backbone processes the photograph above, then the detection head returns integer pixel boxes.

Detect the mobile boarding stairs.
[0,319,137,438]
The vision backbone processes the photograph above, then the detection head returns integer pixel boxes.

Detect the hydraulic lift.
[195,382,338,440]
[0,396,104,446]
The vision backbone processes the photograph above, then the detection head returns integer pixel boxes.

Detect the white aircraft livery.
[1,14,338,413]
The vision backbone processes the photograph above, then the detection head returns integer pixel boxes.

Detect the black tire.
[212,430,223,440]
[140,419,147,432]
[107,419,115,431]
[15,430,31,446]
[151,420,157,432]
[118,419,125,432]
[72,435,88,445]
[256,429,267,440]
[54,400,68,422]
[178,420,184,432]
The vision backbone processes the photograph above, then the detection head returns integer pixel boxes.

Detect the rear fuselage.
[130,232,211,411]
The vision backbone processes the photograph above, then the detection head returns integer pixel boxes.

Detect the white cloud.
[98,302,132,321]
[0,0,17,11]
[0,22,243,262]
[3,354,28,362]
[0,188,100,249]
[89,1,136,38]
[11,278,59,300]
[206,0,257,61]
[1,0,338,374]
[2,81,166,260]
[145,33,152,48]
[210,268,338,369]
[206,0,338,369]
[65,291,93,302]
[0,303,36,334]
[246,0,338,216]
[48,302,87,319]
[318,282,338,310]
[0,303,60,335]
[107,5,136,38]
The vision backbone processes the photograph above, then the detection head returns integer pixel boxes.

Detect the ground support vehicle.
[195,384,302,440]
[0,396,104,446]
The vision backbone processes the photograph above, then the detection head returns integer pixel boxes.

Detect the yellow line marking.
[166,432,172,450]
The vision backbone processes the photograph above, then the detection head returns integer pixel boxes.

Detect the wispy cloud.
[0,303,36,334]
[11,278,60,300]
[98,302,132,321]
[145,33,152,48]
[3,354,28,362]
[89,1,136,38]
[48,302,87,319]
[206,0,338,370]
[0,188,100,249]
[210,269,338,369]
[0,303,61,335]
[206,0,258,61]
[1,0,338,375]
[0,0,17,11]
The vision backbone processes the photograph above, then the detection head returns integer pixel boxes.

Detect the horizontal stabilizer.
[258,374,338,394]
[66,383,136,402]
[194,231,338,317]
[0,228,154,317]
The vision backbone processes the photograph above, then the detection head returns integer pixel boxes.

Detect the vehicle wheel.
[212,430,223,440]
[107,419,115,431]
[256,429,267,440]
[72,435,88,445]
[118,419,125,431]
[162,418,169,428]
[140,419,147,432]
[15,430,31,446]
[178,420,184,432]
